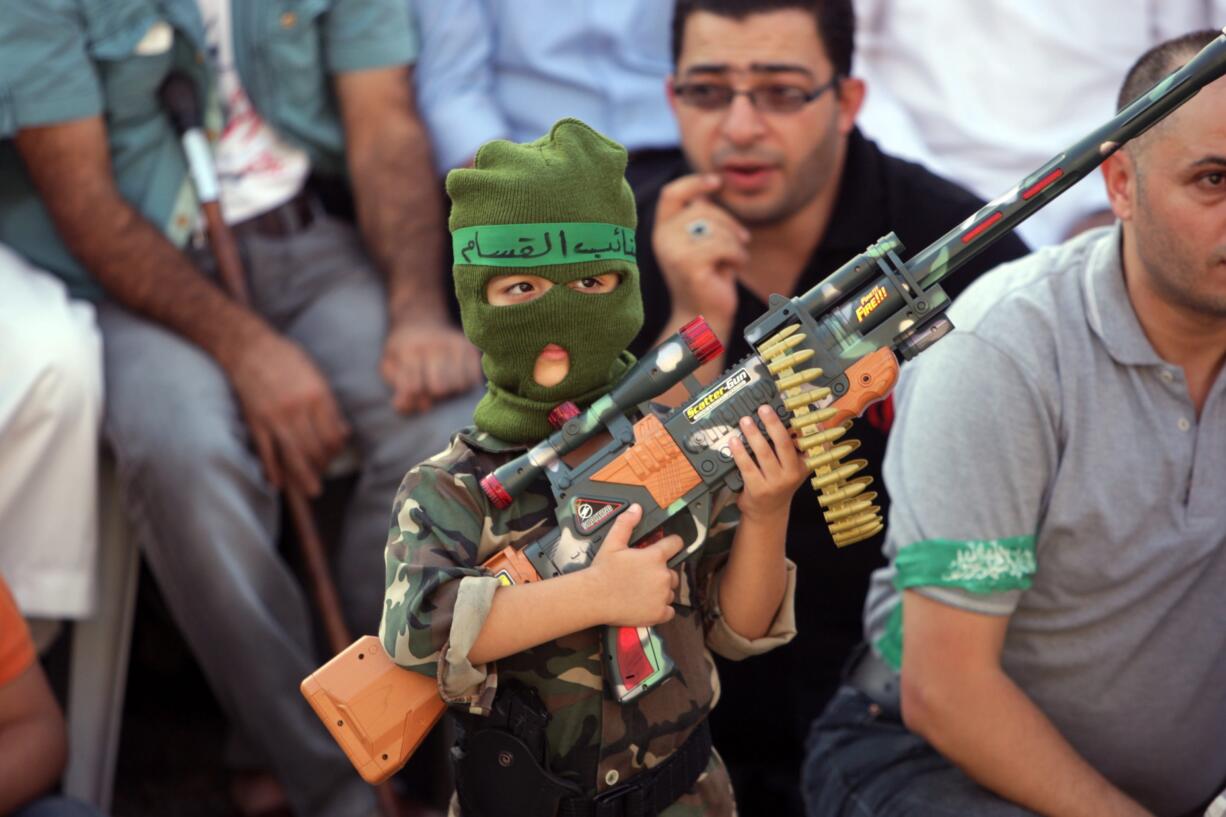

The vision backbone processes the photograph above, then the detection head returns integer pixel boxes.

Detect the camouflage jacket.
[380,427,797,815]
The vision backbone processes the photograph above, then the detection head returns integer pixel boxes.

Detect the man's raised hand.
[653,173,749,334]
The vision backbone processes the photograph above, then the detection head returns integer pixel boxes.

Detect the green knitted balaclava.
[447,118,644,443]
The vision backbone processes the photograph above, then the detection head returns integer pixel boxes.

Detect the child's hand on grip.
[590,504,685,628]
[729,406,811,522]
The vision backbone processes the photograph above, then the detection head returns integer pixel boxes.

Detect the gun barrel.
[793,234,903,319]
[792,31,1226,324]
[908,30,1226,292]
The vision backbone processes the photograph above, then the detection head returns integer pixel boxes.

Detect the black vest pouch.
[452,682,583,817]
[452,728,582,817]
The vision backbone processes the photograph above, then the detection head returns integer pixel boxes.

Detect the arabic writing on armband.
[452,222,637,268]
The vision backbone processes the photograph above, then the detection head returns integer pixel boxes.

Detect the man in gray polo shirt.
[803,30,1226,817]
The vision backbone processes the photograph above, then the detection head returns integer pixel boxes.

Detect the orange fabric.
[0,576,35,686]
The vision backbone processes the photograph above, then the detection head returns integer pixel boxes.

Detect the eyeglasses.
[672,75,840,114]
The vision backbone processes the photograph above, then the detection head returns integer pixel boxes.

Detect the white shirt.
[0,243,102,619]
[410,0,678,173]
[852,0,1226,248]
[197,0,311,224]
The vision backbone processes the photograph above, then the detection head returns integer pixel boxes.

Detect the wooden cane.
[159,71,402,817]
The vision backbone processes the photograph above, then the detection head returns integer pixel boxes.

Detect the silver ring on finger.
[685,219,712,239]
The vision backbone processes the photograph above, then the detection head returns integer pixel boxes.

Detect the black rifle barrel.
[796,30,1226,318]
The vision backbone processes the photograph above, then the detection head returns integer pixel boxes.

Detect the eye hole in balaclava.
[447,120,645,444]
[482,269,629,389]
[483,271,624,307]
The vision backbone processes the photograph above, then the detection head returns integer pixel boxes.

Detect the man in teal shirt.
[0,2,480,814]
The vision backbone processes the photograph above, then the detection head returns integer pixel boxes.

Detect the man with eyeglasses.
[626,0,1029,812]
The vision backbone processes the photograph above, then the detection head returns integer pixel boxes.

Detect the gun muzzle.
[480,317,722,508]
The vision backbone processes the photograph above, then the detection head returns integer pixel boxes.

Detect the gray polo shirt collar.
[1081,224,1166,367]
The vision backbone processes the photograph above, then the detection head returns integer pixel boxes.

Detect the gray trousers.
[99,213,479,817]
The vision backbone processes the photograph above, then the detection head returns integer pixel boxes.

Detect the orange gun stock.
[302,547,544,782]
[300,636,446,784]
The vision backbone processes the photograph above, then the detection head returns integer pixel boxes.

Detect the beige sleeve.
[435,575,501,712]
[704,558,797,661]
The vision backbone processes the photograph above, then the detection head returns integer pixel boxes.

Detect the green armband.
[875,536,1036,670]
[895,536,1036,594]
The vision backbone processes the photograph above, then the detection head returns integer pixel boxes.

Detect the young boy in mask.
[379,119,807,816]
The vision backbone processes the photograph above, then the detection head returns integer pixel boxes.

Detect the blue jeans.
[13,797,107,817]
[802,686,1038,817]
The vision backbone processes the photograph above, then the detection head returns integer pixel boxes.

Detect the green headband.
[446,118,644,443]
[453,222,636,268]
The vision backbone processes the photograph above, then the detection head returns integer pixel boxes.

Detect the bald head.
[1101,30,1226,324]
[1118,30,1221,162]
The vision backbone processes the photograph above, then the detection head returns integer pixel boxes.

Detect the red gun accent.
[1022,168,1064,200]
[681,316,723,364]
[616,627,652,689]
[865,394,896,434]
[548,401,581,430]
[961,211,1004,244]
[480,474,513,509]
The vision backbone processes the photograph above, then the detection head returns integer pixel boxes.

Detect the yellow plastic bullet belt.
[759,325,884,547]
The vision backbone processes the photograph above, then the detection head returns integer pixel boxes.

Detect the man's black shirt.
[628,128,1031,813]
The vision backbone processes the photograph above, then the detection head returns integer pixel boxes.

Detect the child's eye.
[486,275,553,305]
[567,274,620,293]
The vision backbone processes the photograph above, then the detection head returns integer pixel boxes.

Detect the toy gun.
[301,29,1226,783]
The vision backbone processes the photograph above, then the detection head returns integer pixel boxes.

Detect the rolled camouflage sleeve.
[378,444,500,710]
[705,559,797,660]
[692,490,798,660]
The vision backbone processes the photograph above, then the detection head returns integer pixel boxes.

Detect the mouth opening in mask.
[534,343,571,387]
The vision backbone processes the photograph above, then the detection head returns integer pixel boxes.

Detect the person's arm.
[475,404,809,662]
[382,461,680,704]
[901,592,1151,817]
[468,505,684,664]
[14,118,264,376]
[409,0,509,172]
[0,662,67,814]
[14,119,350,497]
[715,406,809,640]
[336,66,482,414]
